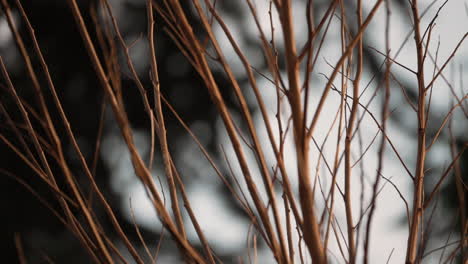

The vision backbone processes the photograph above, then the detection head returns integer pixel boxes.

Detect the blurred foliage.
[0,0,466,263]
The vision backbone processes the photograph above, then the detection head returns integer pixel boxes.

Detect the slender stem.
[343,0,364,262]
[406,1,427,263]
[277,0,325,262]
[364,0,392,262]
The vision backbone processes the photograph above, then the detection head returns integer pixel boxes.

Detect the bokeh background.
[1,0,466,263]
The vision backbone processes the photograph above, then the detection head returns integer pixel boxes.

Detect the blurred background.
[0,0,466,263]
